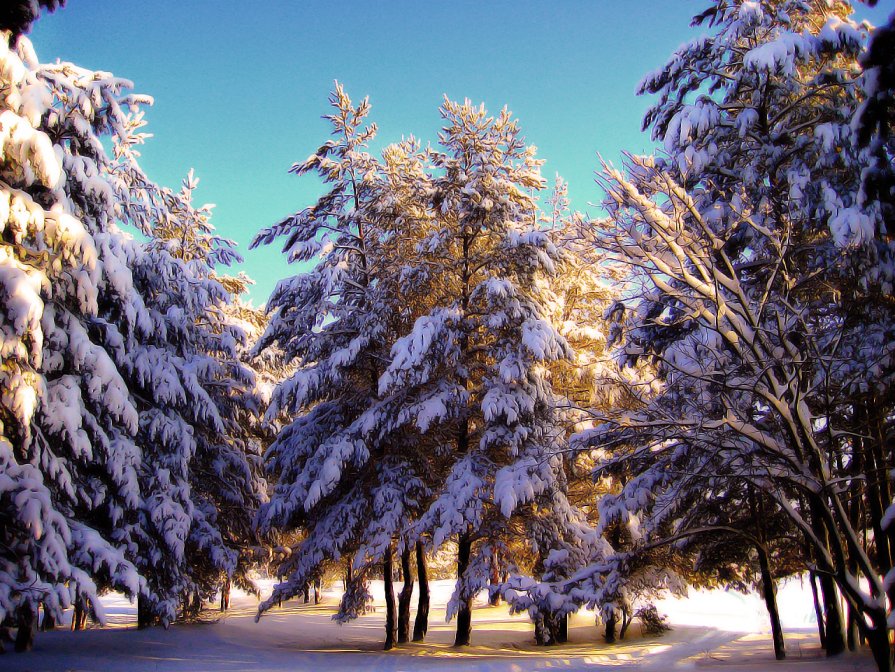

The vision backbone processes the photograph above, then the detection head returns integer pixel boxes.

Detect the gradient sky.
[29,1,891,303]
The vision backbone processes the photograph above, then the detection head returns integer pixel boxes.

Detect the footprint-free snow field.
[3,579,877,671]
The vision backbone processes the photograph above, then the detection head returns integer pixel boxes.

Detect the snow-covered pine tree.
[127,171,268,623]
[363,136,441,644]
[377,99,575,646]
[254,84,428,650]
[0,21,268,640]
[544,176,630,415]
[487,176,685,646]
[0,30,149,647]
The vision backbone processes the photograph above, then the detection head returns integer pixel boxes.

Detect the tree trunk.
[756,543,785,660]
[398,546,414,644]
[604,610,617,644]
[534,615,547,645]
[14,603,36,652]
[39,604,55,632]
[619,607,631,641]
[454,533,472,646]
[864,617,893,672]
[489,553,501,606]
[303,584,310,604]
[856,401,895,670]
[809,571,827,649]
[454,281,472,649]
[808,497,846,656]
[220,579,231,611]
[863,401,895,573]
[817,572,846,655]
[137,594,154,629]
[413,540,430,642]
[314,577,322,604]
[383,544,397,650]
[73,597,89,631]
[846,603,861,652]
[557,613,568,643]
[844,447,864,653]
[0,623,12,653]
[345,558,353,592]
[545,616,559,645]
[14,602,36,652]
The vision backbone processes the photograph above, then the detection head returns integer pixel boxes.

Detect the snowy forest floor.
[3,579,878,671]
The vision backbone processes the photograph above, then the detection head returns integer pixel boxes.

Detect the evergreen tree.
[378,99,575,646]
[0,28,267,644]
[0,30,146,644]
[126,172,267,623]
[253,84,423,650]
[496,180,663,646]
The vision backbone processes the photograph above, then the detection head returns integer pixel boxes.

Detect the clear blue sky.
[29,1,891,303]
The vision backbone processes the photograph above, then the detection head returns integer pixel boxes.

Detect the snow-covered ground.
[3,578,877,671]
